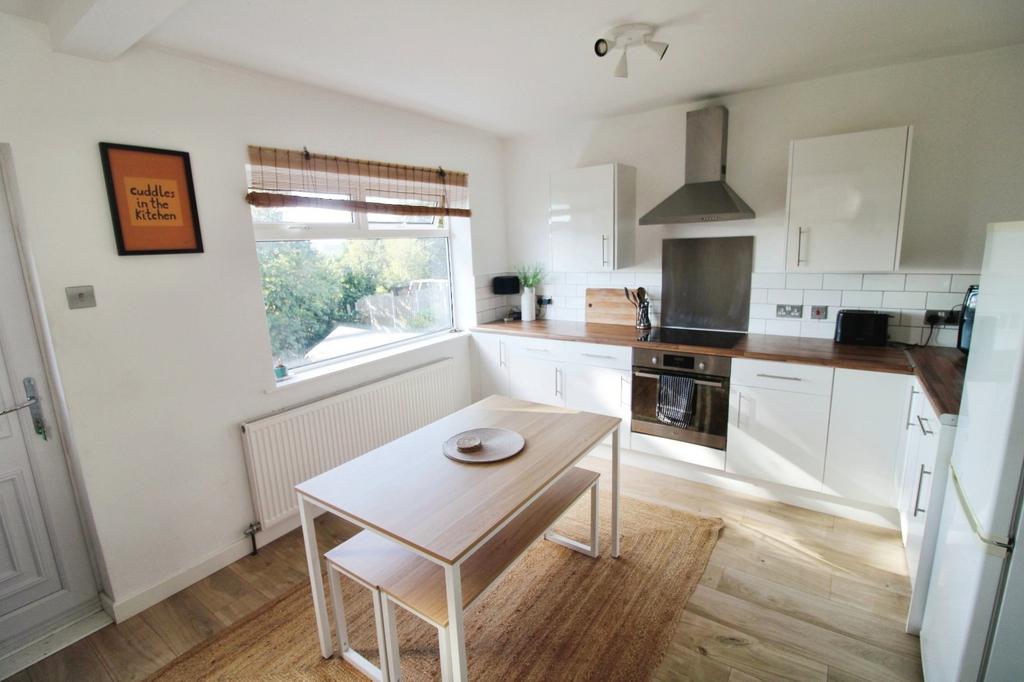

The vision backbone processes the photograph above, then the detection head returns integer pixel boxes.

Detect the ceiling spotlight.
[594,23,668,78]
[614,50,628,78]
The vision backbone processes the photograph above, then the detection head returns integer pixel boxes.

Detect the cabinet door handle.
[735,390,743,427]
[756,373,803,382]
[601,235,609,267]
[905,387,919,429]
[555,367,563,398]
[581,352,615,360]
[693,379,724,388]
[796,226,808,265]
[633,371,660,380]
[525,347,550,353]
[498,341,506,367]
[913,464,933,517]
[917,415,934,436]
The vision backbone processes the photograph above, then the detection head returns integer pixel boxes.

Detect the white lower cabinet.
[897,379,957,634]
[563,363,631,448]
[508,356,564,406]
[472,333,508,398]
[823,369,911,507]
[727,385,831,492]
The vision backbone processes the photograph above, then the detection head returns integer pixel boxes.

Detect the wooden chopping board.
[585,288,637,326]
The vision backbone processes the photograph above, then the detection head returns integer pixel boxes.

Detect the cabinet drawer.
[504,336,567,362]
[732,359,834,396]
[565,342,631,370]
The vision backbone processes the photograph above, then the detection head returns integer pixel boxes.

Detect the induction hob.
[635,327,746,349]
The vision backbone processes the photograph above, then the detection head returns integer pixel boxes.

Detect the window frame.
[249,183,458,374]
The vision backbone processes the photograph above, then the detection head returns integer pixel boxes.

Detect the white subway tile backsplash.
[586,272,611,285]
[889,326,923,344]
[765,319,802,336]
[823,274,863,290]
[767,289,804,305]
[565,272,588,285]
[751,272,786,289]
[950,274,980,293]
[803,290,842,306]
[749,303,777,319]
[785,273,823,290]
[747,319,767,334]
[905,274,951,292]
[635,272,661,287]
[800,321,835,339]
[609,272,636,286]
[926,292,965,310]
[900,309,926,326]
[841,290,883,308]
[882,291,927,309]
[862,274,906,291]
[934,327,959,347]
[750,288,767,304]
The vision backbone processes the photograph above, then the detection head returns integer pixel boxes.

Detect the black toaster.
[834,310,891,346]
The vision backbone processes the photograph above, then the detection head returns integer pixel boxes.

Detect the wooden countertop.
[474,319,916,374]
[907,347,967,417]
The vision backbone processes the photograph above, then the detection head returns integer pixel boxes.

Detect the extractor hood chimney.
[639,105,755,225]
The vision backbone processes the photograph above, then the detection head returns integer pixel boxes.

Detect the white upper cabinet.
[785,126,912,273]
[550,163,636,272]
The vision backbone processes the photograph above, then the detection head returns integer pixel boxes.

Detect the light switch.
[66,286,96,309]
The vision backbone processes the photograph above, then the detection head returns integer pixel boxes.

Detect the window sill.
[264,330,469,394]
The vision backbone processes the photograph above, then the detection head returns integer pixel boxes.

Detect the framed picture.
[99,142,203,255]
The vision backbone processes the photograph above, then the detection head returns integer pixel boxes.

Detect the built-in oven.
[631,348,731,450]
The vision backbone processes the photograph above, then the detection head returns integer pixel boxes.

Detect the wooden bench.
[325,466,601,680]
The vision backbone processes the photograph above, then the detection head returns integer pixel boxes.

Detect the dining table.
[294,394,622,681]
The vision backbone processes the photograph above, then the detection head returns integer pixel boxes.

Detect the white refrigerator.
[921,221,1024,680]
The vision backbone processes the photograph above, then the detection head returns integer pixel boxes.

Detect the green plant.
[514,263,545,289]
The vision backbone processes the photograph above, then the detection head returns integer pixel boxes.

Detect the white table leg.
[438,625,453,682]
[444,564,468,681]
[381,595,402,681]
[299,495,333,658]
[612,426,621,558]
[327,566,350,653]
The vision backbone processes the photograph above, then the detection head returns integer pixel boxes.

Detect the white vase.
[521,286,536,322]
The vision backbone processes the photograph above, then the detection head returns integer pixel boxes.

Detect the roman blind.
[245,145,471,218]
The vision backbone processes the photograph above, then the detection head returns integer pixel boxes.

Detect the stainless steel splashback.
[661,236,753,331]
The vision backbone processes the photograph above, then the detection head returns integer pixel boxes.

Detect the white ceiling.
[5,0,1024,135]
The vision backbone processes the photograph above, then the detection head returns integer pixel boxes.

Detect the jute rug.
[150,492,722,681]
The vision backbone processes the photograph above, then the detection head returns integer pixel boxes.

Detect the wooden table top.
[295,395,619,565]
[474,320,916,374]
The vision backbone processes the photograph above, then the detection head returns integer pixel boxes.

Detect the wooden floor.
[11,457,922,682]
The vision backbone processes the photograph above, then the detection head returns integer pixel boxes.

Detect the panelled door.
[0,160,99,662]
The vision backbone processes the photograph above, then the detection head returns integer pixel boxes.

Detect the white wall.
[505,44,1024,276]
[0,15,501,614]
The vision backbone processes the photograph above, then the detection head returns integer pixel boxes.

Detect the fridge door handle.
[951,466,1014,550]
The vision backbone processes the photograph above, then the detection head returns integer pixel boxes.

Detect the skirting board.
[102,507,325,622]
[0,602,110,678]
[588,444,899,529]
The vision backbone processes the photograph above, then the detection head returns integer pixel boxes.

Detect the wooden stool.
[325,467,601,680]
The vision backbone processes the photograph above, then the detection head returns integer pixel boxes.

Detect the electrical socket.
[810,305,828,320]
[776,304,803,319]
[537,296,552,306]
[926,309,960,325]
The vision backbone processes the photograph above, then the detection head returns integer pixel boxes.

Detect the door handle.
[601,235,609,267]
[0,397,36,417]
[913,464,932,517]
[756,373,802,382]
[796,226,808,265]
[633,371,660,380]
[581,353,615,360]
[735,391,742,427]
[1,378,46,440]
[917,415,934,436]
[693,379,724,388]
[554,368,563,398]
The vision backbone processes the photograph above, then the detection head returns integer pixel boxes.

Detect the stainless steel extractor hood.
[639,105,755,224]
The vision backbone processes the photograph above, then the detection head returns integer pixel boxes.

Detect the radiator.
[241,358,457,531]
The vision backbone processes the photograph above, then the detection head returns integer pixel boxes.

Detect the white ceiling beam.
[48,0,191,60]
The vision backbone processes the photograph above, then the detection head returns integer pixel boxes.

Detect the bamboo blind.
[245,146,471,218]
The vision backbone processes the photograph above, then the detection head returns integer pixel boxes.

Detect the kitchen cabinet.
[785,125,912,272]
[897,379,957,634]
[549,163,636,272]
[472,333,509,398]
[505,337,566,406]
[824,368,911,507]
[727,360,833,492]
[563,363,631,448]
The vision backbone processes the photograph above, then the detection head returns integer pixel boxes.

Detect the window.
[247,147,468,374]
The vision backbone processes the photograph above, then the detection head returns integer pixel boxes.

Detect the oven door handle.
[633,371,723,389]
